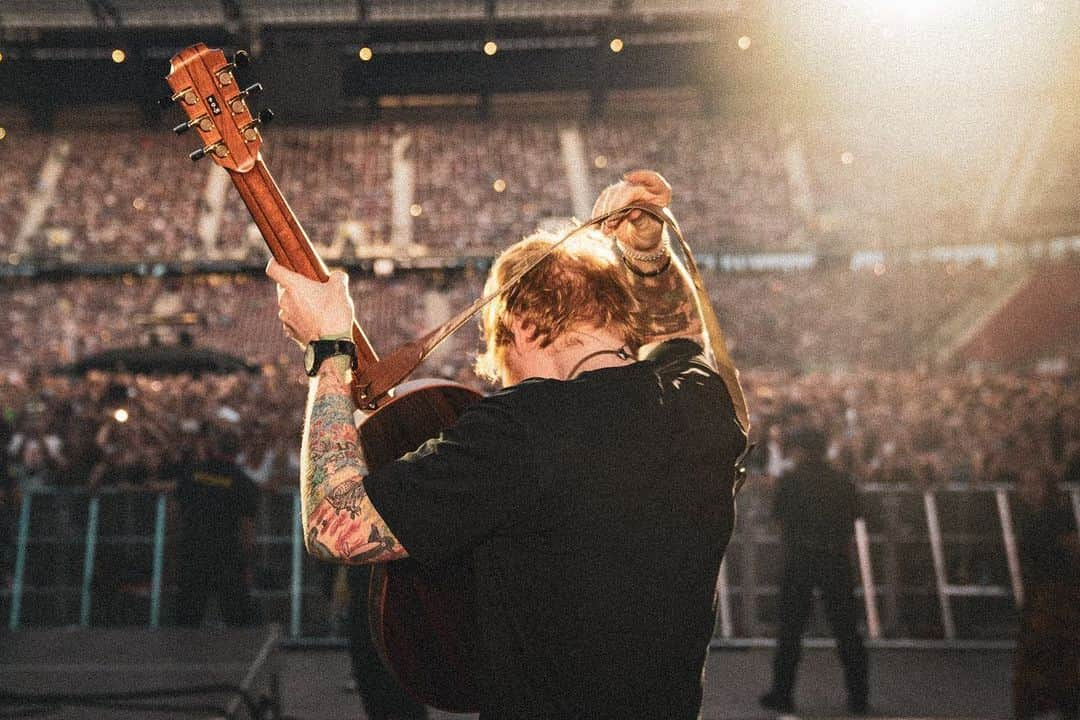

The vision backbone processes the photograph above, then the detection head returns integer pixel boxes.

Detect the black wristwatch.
[305,338,358,377]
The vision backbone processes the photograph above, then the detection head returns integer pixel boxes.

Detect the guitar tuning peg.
[240,108,275,142]
[190,142,227,162]
[233,50,250,68]
[228,84,264,114]
[173,115,213,135]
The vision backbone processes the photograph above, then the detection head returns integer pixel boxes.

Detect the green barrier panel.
[8,493,32,631]
[150,493,168,628]
[79,496,100,626]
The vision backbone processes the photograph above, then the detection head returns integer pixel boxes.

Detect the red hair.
[475,227,642,382]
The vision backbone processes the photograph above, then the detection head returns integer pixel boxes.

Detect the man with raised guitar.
[268,170,747,719]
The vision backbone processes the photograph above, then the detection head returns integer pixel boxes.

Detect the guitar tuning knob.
[173,115,213,135]
[190,142,227,162]
[233,50,250,68]
[243,83,263,98]
[258,108,275,125]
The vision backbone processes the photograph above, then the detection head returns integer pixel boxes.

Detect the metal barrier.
[4,482,1078,643]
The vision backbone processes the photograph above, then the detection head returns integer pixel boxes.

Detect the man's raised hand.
[266,258,355,348]
[590,169,673,252]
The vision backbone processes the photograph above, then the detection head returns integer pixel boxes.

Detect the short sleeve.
[363,391,532,567]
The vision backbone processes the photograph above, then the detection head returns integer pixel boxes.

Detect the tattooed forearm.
[300,356,408,564]
[623,252,704,346]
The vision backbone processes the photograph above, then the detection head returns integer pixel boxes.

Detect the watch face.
[304,342,315,374]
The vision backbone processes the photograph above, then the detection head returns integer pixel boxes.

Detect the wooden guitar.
[165,43,481,712]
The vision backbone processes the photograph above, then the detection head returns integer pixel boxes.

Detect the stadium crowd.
[0,262,1014,376]
[9,119,798,260]
[2,264,1077,500]
[3,347,1077,498]
[2,113,1076,593]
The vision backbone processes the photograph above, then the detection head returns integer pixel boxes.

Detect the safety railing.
[3,481,1078,644]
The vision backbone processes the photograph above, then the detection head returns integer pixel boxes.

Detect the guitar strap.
[354,204,750,436]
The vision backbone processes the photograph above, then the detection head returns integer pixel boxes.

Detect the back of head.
[475,227,642,382]
[789,426,829,464]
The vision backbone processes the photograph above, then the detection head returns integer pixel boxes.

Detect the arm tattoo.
[300,356,408,564]
[624,252,704,346]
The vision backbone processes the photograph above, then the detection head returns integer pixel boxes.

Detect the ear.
[508,316,542,352]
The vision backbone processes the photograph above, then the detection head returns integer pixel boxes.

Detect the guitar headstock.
[164,43,272,172]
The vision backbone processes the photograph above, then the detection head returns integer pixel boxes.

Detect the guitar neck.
[227,156,380,371]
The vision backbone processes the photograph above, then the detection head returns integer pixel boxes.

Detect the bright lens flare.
[358,46,373,61]
[493,178,507,193]
[409,203,423,217]
[114,408,129,423]
[737,36,752,50]
[483,41,498,56]
[610,38,624,53]
[0,127,7,141]
[111,48,126,63]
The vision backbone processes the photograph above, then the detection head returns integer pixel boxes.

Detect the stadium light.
[358,46,373,61]
[111,48,126,64]
[483,41,498,56]
[610,38,624,53]
[114,408,129,423]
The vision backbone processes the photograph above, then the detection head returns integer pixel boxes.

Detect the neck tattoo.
[566,347,632,380]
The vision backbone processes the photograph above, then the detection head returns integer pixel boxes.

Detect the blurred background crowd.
[2,112,1078,503]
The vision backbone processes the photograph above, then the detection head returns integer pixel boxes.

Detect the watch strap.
[307,339,358,377]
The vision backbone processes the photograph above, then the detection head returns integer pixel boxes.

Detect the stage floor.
[1,634,1014,719]
[0,626,281,719]
[282,646,1014,720]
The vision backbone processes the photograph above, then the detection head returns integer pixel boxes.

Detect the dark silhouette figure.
[761,427,868,715]
[1013,466,1079,720]
[173,429,262,627]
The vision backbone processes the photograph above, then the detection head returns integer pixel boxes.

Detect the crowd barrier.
[3,482,1078,646]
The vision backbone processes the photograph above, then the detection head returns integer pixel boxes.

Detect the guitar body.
[166,44,484,712]
[360,379,485,712]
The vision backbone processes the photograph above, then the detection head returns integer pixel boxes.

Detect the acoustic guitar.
[165,43,481,712]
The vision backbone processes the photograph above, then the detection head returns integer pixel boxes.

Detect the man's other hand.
[266,259,355,348]
[590,169,673,252]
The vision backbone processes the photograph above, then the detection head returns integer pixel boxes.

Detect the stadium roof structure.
[0,1,743,30]
[0,0,766,121]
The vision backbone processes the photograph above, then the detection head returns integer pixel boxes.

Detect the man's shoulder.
[641,337,708,367]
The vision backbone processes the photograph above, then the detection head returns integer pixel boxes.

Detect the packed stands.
[1,111,1078,503]
[411,121,573,250]
[584,116,800,253]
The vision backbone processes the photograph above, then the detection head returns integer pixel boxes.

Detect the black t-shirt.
[365,339,746,719]
[174,459,258,552]
[773,460,860,553]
